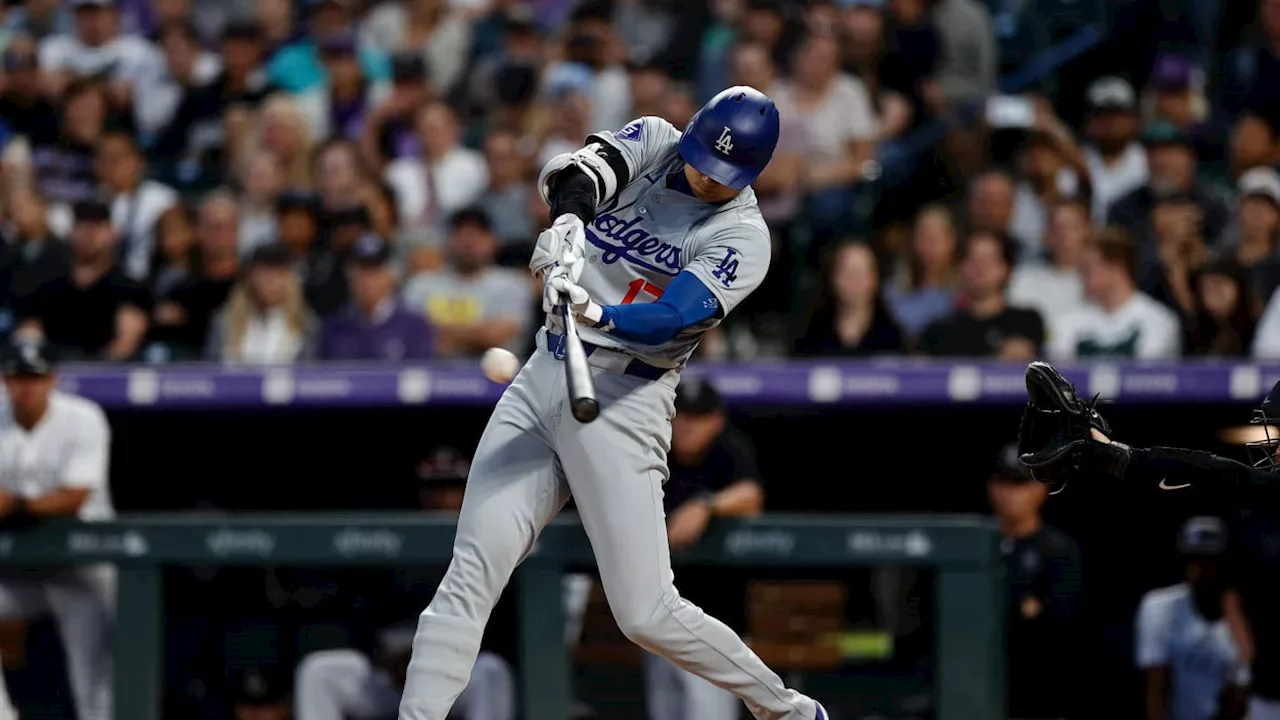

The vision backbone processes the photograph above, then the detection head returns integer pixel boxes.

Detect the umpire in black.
[988,444,1084,720]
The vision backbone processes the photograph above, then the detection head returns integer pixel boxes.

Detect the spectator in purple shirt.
[319,232,434,362]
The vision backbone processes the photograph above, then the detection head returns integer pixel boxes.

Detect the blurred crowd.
[0,0,1275,364]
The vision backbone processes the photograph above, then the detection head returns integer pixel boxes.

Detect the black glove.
[1017,361,1131,489]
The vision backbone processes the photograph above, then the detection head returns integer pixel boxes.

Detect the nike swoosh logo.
[1159,478,1193,490]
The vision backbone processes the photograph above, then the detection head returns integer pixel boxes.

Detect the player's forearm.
[710,480,764,517]
[438,321,520,354]
[106,306,148,360]
[23,487,90,517]
[595,273,720,345]
[548,168,598,224]
[1125,446,1277,496]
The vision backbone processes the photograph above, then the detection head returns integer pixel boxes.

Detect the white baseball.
[481,347,520,384]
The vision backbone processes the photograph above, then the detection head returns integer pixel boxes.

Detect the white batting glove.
[541,252,587,312]
[531,214,586,280]
[549,274,607,328]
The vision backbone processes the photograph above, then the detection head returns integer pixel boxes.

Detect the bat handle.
[561,304,600,423]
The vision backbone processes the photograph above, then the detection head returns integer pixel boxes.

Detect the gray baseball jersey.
[552,116,771,367]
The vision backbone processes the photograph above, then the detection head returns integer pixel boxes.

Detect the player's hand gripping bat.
[544,249,599,424]
[560,301,599,423]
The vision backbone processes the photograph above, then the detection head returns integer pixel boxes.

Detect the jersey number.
[621,278,664,305]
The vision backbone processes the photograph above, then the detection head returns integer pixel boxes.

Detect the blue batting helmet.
[678,86,780,191]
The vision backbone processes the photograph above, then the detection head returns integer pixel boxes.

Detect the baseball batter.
[398,87,827,720]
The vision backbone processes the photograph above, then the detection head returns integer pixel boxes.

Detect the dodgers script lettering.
[587,214,683,276]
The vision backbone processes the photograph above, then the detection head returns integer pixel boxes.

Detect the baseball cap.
[503,4,539,34]
[989,443,1030,482]
[448,207,491,232]
[322,203,371,228]
[675,378,723,415]
[1150,54,1193,91]
[247,243,293,268]
[1177,516,1228,556]
[1151,186,1196,205]
[73,198,112,223]
[391,52,428,83]
[1239,166,1280,206]
[313,0,354,12]
[417,447,471,484]
[542,62,594,100]
[1086,76,1136,112]
[1140,119,1193,149]
[222,20,263,42]
[350,232,392,266]
[317,30,357,57]
[2,339,55,377]
[276,189,318,214]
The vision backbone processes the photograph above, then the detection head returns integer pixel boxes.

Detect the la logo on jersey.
[617,120,644,142]
[714,126,734,155]
[712,248,740,287]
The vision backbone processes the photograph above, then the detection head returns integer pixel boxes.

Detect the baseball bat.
[560,303,600,423]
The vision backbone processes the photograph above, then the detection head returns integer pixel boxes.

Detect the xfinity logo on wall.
[846,530,933,558]
[206,529,276,558]
[724,529,796,557]
[333,529,404,558]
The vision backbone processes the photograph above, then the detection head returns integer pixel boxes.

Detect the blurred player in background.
[295,448,518,720]
[987,444,1083,720]
[0,338,115,720]
[1136,517,1249,720]
[645,379,765,720]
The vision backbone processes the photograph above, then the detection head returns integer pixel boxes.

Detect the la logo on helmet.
[714,126,734,155]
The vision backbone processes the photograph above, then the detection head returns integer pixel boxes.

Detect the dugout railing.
[0,514,1003,720]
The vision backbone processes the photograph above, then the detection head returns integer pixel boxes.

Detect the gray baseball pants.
[398,347,817,720]
[0,564,114,720]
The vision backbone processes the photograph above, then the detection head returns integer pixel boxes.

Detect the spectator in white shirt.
[134,19,221,138]
[38,0,164,106]
[1081,77,1148,225]
[94,130,179,282]
[1136,517,1249,720]
[1255,285,1280,359]
[1048,228,1181,359]
[359,0,473,97]
[0,338,115,720]
[385,101,488,250]
[1008,197,1089,326]
[238,151,285,255]
[207,244,316,364]
[771,32,877,244]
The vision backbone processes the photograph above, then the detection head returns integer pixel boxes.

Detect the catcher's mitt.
[1017,361,1131,488]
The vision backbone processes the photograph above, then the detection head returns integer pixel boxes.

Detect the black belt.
[545,331,670,381]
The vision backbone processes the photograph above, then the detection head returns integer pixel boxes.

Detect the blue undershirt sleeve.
[594,271,721,345]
